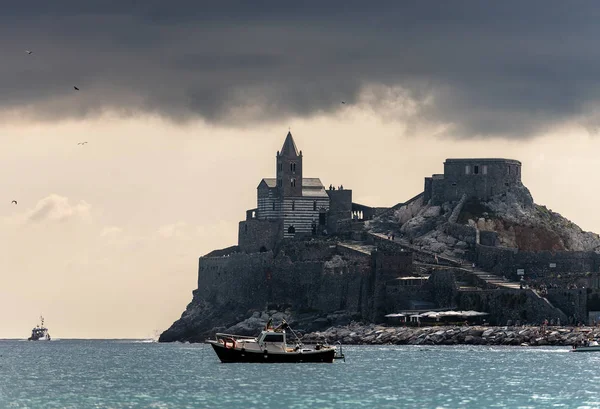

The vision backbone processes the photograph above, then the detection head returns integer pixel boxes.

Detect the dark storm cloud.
[3,0,600,138]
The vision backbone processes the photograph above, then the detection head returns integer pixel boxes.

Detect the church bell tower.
[276,131,303,197]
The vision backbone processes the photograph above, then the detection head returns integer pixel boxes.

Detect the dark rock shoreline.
[301,323,600,346]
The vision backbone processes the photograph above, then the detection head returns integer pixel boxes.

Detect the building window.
[465,165,470,175]
[451,182,457,186]
[288,225,295,235]
[272,202,276,211]
[291,178,296,187]
[474,165,479,175]
[508,166,511,175]
[313,201,317,211]
[482,165,488,175]
[292,201,295,211]
[290,162,296,173]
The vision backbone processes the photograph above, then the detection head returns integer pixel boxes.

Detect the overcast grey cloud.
[2,1,600,138]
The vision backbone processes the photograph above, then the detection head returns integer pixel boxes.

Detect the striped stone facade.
[252,131,330,239]
[282,196,329,238]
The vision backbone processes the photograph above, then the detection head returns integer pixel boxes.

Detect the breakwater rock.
[302,323,600,346]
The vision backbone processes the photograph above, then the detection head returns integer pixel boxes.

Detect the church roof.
[258,177,328,197]
[280,131,299,156]
[259,178,277,188]
[302,178,328,198]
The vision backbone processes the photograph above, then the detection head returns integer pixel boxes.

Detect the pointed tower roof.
[280,131,299,156]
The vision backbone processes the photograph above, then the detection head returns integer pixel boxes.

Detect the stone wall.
[457,289,568,325]
[547,288,587,324]
[238,218,281,253]
[276,239,338,262]
[198,240,375,320]
[475,244,517,276]
[327,189,352,234]
[197,251,274,305]
[475,244,599,278]
[204,245,239,258]
[429,158,522,205]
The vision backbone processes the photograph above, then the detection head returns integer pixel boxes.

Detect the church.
[238,131,361,253]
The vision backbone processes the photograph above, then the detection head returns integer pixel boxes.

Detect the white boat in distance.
[28,316,51,341]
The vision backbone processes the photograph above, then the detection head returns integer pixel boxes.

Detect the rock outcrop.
[303,322,598,347]
[370,182,600,257]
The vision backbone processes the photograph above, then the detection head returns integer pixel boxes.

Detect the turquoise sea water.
[1,340,600,408]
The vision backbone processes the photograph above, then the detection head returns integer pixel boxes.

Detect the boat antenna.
[282,320,303,346]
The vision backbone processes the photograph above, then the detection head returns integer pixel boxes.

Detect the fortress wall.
[204,245,239,258]
[270,252,372,316]
[432,159,522,205]
[457,289,568,325]
[277,239,338,262]
[327,190,352,234]
[197,251,274,305]
[476,244,598,278]
[547,288,587,324]
[197,240,375,319]
[475,244,517,275]
[238,219,281,253]
[424,177,432,204]
[513,251,597,277]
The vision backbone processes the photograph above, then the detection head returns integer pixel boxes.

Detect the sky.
[3,1,600,338]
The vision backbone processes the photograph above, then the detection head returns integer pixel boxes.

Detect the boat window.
[263,334,284,343]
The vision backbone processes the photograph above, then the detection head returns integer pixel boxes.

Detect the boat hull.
[210,342,336,363]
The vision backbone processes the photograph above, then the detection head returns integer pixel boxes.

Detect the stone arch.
[288,225,296,235]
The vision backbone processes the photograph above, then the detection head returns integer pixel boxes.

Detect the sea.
[1,340,599,409]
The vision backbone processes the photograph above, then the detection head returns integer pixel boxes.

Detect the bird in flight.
[341,101,346,104]
[77,142,88,145]
[74,86,79,91]
[25,50,33,55]
[11,200,17,204]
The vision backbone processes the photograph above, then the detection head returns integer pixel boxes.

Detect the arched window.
[313,201,317,211]
[292,201,295,211]
[291,178,296,187]
[288,225,295,234]
[272,202,276,211]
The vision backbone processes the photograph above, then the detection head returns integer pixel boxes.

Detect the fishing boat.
[572,340,600,352]
[28,316,51,341]
[206,319,344,363]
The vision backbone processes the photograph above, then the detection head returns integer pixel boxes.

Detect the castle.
[161,135,600,343]
[424,158,523,205]
[238,132,374,253]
